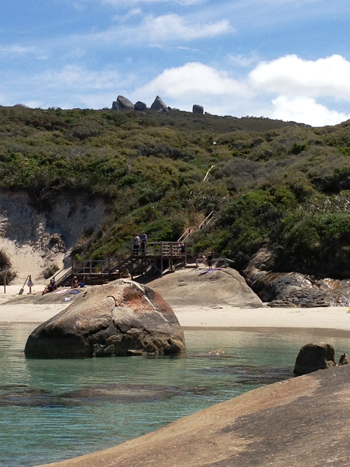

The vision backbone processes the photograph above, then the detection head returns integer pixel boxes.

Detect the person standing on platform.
[140,232,148,255]
[133,234,141,255]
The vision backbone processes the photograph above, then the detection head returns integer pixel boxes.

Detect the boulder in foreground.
[293,342,336,376]
[25,279,186,358]
[37,364,350,467]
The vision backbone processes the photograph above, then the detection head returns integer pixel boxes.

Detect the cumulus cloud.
[134,62,249,99]
[249,54,350,100]
[271,96,350,126]
[129,56,350,125]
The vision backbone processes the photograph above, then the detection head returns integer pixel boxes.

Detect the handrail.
[177,211,216,242]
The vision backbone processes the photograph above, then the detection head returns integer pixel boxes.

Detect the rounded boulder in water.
[24,279,186,358]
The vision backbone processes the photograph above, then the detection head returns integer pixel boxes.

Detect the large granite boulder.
[151,96,168,112]
[24,280,186,358]
[294,342,336,376]
[134,101,147,111]
[147,267,262,308]
[112,95,134,111]
[243,247,350,307]
[193,104,204,114]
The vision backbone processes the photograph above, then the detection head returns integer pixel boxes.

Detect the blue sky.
[1,0,350,125]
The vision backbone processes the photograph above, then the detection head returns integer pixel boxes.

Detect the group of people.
[133,232,148,255]
[42,275,84,295]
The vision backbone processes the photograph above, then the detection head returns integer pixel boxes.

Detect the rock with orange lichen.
[24,279,186,358]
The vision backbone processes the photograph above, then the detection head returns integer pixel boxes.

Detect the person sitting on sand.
[71,276,79,288]
[42,277,57,295]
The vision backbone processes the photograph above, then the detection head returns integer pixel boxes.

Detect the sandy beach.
[1,283,350,337]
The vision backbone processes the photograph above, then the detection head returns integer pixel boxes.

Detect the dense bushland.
[1,105,350,277]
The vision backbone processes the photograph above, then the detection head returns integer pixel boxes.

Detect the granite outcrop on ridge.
[112,95,134,111]
[111,95,205,114]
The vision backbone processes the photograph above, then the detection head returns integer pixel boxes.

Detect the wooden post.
[170,243,173,272]
[160,242,163,277]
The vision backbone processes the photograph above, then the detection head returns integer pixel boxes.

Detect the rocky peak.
[151,96,168,112]
[112,95,134,111]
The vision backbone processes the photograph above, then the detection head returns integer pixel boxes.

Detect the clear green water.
[1,323,350,467]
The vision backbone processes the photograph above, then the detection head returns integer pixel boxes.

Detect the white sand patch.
[0,237,65,285]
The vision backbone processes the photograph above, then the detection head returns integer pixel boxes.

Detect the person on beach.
[206,252,213,270]
[71,276,79,288]
[42,277,57,295]
[133,234,141,255]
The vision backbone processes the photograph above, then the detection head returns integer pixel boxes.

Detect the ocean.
[1,323,349,467]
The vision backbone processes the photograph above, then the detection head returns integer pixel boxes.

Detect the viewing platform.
[56,241,187,286]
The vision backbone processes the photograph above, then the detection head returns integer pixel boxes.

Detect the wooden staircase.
[55,241,187,286]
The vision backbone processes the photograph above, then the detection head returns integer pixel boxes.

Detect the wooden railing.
[132,241,186,258]
[177,211,216,242]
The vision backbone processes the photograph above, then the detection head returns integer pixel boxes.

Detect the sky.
[1,0,350,126]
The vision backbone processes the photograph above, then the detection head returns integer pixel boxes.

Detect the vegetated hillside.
[1,104,350,278]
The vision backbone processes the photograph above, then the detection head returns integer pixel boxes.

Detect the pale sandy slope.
[0,237,65,286]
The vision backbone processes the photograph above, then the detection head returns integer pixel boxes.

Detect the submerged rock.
[25,279,186,358]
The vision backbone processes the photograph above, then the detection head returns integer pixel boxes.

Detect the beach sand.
[1,284,350,337]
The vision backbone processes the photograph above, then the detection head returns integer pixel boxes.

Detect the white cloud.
[40,65,132,90]
[227,53,260,68]
[133,62,249,100]
[113,8,142,22]
[249,54,350,101]
[129,56,350,124]
[73,13,232,47]
[135,14,232,44]
[271,96,350,126]
[0,44,37,55]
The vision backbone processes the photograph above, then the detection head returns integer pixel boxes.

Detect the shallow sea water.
[1,323,350,467]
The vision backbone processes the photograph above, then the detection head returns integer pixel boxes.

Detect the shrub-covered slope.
[1,105,350,277]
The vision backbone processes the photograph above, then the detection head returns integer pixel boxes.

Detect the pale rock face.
[25,279,186,358]
[112,95,134,111]
[0,190,106,282]
[151,96,168,112]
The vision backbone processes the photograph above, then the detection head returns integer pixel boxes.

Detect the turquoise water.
[1,324,350,467]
